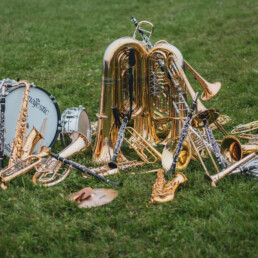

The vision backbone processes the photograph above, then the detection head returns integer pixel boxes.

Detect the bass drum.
[5,84,61,156]
[61,105,91,143]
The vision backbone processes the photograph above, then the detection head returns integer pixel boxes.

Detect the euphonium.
[220,135,258,163]
[205,152,255,187]
[33,132,90,186]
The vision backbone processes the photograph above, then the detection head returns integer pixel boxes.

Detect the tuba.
[92,37,148,164]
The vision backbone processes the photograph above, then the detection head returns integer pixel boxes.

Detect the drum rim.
[61,106,92,142]
[6,83,61,149]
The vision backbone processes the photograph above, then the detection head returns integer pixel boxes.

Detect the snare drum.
[5,83,61,156]
[61,106,91,143]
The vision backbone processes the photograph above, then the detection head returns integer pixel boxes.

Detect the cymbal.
[67,187,93,203]
[67,188,118,208]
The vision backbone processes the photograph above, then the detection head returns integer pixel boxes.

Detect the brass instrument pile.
[0,17,257,207]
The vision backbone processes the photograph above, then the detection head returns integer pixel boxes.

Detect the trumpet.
[205,152,255,187]
[183,60,221,101]
[220,135,258,163]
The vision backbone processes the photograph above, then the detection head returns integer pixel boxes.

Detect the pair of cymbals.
[67,187,118,208]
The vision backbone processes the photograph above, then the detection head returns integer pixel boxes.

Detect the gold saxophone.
[150,169,187,204]
[8,80,31,167]
[0,81,46,189]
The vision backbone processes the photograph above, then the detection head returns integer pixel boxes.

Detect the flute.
[202,118,227,169]
[50,153,123,187]
[168,92,199,176]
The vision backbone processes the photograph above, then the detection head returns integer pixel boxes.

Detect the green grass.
[0,0,257,257]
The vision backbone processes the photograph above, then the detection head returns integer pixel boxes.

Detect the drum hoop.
[6,84,61,148]
[61,106,92,141]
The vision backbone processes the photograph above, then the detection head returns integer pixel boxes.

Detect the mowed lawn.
[0,0,257,257]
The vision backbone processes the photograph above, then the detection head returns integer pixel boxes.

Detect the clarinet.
[108,48,135,169]
[0,80,6,168]
[168,92,199,176]
[202,118,226,169]
[50,153,123,187]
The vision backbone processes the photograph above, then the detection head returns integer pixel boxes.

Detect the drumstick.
[38,118,47,153]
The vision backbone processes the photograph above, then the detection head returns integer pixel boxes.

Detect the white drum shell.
[61,106,91,143]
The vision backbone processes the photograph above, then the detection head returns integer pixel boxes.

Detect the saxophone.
[150,169,187,203]
[8,80,31,167]
[0,81,46,189]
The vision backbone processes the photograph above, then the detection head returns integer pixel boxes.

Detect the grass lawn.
[0,0,257,257]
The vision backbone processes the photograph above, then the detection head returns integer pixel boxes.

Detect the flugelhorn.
[184,60,221,101]
[33,132,90,186]
[220,135,258,163]
[205,152,255,187]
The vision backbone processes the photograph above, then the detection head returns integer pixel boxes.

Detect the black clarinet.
[168,92,199,177]
[50,153,123,187]
[108,48,135,169]
[202,118,226,169]
[0,80,6,168]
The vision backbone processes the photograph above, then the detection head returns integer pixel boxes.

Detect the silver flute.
[231,155,258,179]
[202,118,227,169]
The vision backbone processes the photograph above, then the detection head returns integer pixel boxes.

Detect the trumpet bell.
[162,139,192,171]
[201,82,221,101]
[191,108,220,128]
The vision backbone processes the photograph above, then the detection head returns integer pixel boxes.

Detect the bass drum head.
[5,85,61,157]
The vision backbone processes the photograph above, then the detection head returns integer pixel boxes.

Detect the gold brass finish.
[33,132,90,186]
[220,135,258,163]
[150,169,187,203]
[92,37,147,164]
[8,80,31,167]
[184,60,221,101]
[162,139,192,171]
[205,152,255,187]
[123,126,162,164]
[0,146,49,189]
[231,120,258,134]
